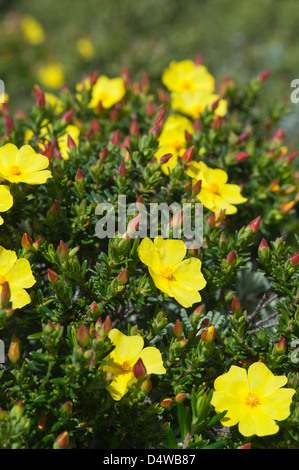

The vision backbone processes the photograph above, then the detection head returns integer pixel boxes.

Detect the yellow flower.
[171,89,227,119]
[155,114,194,174]
[20,14,45,45]
[76,37,95,60]
[0,185,13,225]
[89,75,126,109]
[37,62,65,90]
[187,161,247,214]
[44,93,64,114]
[0,143,52,184]
[162,60,215,93]
[0,246,36,309]
[138,236,206,308]
[210,362,296,437]
[101,328,166,401]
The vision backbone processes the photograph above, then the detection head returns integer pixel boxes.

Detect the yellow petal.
[0,185,13,212]
[138,238,164,272]
[238,406,279,437]
[0,143,18,173]
[105,370,136,401]
[219,184,247,204]
[153,236,186,269]
[211,391,245,427]
[248,362,288,397]
[148,267,174,297]
[9,287,32,309]
[5,258,36,289]
[261,388,295,421]
[16,145,50,172]
[19,170,52,185]
[108,329,144,364]
[139,347,166,375]
[0,247,17,277]
[173,258,206,291]
[213,365,249,398]
[169,282,202,308]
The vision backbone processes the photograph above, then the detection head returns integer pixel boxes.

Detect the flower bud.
[258,238,270,262]
[63,108,74,123]
[141,376,152,394]
[21,233,33,251]
[126,213,142,237]
[117,161,127,177]
[61,401,73,415]
[182,145,194,163]
[160,398,173,410]
[273,338,286,355]
[8,334,20,363]
[281,201,295,214]
[1,281,11,308]
[160,153,173,164]
[192,179,202,197]
[173,318,183,338]
[111,129,120,146]
[133,357,147,378]
[117,269,128,285]
[54,431,70,449]
[227,250,236,265]
[99,146,109,161]
[102,316,112,335]
[247,216,261,232]
[67,134,76,149]
[289,252,299,266]
[47,268,58,284]
[76,325,90,348]
[188,243,199,256]
[258,69,271,82]
[238,443,252,449]
[231,296,242,314]
[236,152,250,163]
[58,240,69,260]
[174,393,187,403]
[75,168,84,182]
[201,325,216,342]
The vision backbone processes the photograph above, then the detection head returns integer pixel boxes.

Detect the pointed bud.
[237,131,251,142]
[160,398,173,410]
[8,334,20,363]
[273,338,286,355]
[130,120,139,136]
[47,268,58,284]
[258,238,270,262]
[169,210,183,231]
[126,213,142,236]
[67,134,76,149]
[41,143,55,159]
[181,145,194,163]
[33,84,45,107]
[141,376,152,394]
[238,443,252,449]
[54,431,70,449]
[188,243,199,256]
[247,216,261,232]
[99,146,109,161]
[61,401,73,415]
[236,152,250,163]
[173,319,183,338]
[289,252,299,266]
[102,316,112,335]
[76,325,90,348]
[21,233,33,251]
[192,179,202,197]
[231,296,242,314]
[227,251,236,265]
[206,209,226,228]
[160,153,173,164]
[201,325,216,342]
[1,281,11,308]
[287,151,298,163]
[117,161,127,177]
[58,240,69,260]
[117,269,128,285]
[63,109,74,123]
[75,168,84,182]
[258,69,271,82]
[174,393,187,403]
[281,201,295,214]
[133,357,147,378]
[111,129,120,146]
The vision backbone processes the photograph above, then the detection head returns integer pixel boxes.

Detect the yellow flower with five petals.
[138,236,206,308]
[0,185,13,225]
[187,161,247,214]
[210,362,296,437]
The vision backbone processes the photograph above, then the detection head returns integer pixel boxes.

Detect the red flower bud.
[160,153,173,164]
[76,325,90,348]
[133,357,147,378]
[58,240,69,260]
[1,281,11,308]
[182,145,194,163]
[201,325,216,342]
[281,201,295,214]
[75,168,84,182]
[174,393,187,403]
[289,252,299,266]
[54,431,70,449]
[117,269,128,285]
[117,161,127,177]
[236,152,250,163]
[274,338,286,355]
[130,120,139,136]
[102,316,112,335]
[111,129,120,146]
[227,250,236,265]
[160,398,173,410]
[99,146,109,161]
[67,134,76,149]
[63,109,74,123]
[8,334,20,363]
[47,269,58,284]
[258,69,271,82]
[173,319,183,338]
[247,216,261,232]
[21,233,33,251]
[231,296,242,314]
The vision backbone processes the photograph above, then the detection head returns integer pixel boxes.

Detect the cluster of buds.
[21,233,41,253]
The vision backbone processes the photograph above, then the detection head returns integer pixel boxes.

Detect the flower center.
[120,360,132,372]
[0,274,6,286]
[245,392,261,408]
[10,165,22,176]
[172,140,183,151]
[161,266,175,281]
[181,79,193,91]
[208,182,220,195]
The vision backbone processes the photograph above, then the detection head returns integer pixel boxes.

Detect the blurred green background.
[1,0,299,146]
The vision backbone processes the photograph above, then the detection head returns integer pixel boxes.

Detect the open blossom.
[187,161,247,214]
[101,328,166,401]
[0,246,36,309]
[138,236,206,308]
[162,60,215,93]
[0,143,52,184]
[20,14,45,45]
[89,75,126,109]
[210,362,296,437]
[171,89,227,119]
[37,62,65,90]
[155,114,194,174]
[0,185,13,225]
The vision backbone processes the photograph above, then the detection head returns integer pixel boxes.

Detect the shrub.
[0,59,298,449]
